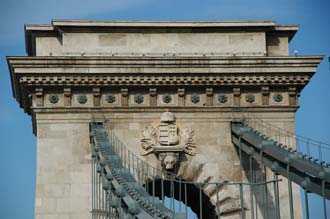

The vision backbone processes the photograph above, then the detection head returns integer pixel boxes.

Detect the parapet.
[24,20,298,56]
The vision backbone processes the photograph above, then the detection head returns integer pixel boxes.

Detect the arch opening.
[146,178,217,219]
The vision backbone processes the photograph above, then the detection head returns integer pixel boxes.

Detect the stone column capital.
[233,88,240,96]
[261,86,270,95]
[149,88,157,106]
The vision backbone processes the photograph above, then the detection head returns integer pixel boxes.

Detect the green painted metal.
[90,120,284,219]
[232,122,330,198]
[232,118,330,219]
[91,122,176,219]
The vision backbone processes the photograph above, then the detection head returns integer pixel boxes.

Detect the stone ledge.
[32,105,299,113]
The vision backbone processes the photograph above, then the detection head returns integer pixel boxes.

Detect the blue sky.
[0,0,329,218]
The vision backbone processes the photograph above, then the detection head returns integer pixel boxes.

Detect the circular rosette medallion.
[106,94,116,103]
[218,94,228,103]
[162,95,172,104]
[134,94,144,104]
[191,93,200,104]
[245,94,255,103]
[273,93,283,102]
[48,95,59,104]
[77,95,88,104]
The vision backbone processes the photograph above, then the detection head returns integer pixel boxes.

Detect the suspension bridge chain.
[90,121,176,219]
[231,115,330,219]
[90,120,282,219]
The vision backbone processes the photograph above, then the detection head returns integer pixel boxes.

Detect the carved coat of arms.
[141,111,196,170]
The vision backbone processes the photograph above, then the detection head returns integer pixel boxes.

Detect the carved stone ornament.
[106,94,116,103]
[159,153,179,170]
[77,94,87,104]
[273,93,283,102]
[191,93,200,104]
[48,95,59,104]
[141,111,196,171]
[162,95,172,104]
[245,94,255,103]
[134,94,144,104]
[218,94,228,103]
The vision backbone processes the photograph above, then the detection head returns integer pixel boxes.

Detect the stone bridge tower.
[7,20,322,218]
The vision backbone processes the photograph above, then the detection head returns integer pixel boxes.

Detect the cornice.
[7,56,323,88]
[7,55,323,67]
[7,55,322,117]
[16,74,311,87]
[32,106,299,114]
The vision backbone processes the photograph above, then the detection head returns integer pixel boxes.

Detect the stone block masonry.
[7,20,323,218]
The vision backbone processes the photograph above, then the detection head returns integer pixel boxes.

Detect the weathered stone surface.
[33,110,301,218]
[35,32,267,56]
[7,20,322,219]
[35,122,91,217]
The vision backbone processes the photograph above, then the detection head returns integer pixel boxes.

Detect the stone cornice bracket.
[149,88,157,107]
[288,87,297,106]
[261,86,270,105]
[35,88,44,107]
[121,88,129,106]
[178,88,185,107]
[63,88,72,107]
[206,88,214,106]
[233,88,241,106]
[93,88,101,107]
[6,56,323,115]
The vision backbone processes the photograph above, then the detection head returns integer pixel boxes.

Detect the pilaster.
[93,88,101,107]
[178,88,185,107]
[289,87,297,106]
[206,88,214,106]
[35,88,43,107]
[261,86,270,105]
[149,88,157,107]
[233,88,241,106]
[64,88,71,107]
[121,88,129,106]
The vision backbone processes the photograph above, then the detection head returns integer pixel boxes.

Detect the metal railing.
[233,113,330,166]
[231,114,330,219]
[91,120,281,219]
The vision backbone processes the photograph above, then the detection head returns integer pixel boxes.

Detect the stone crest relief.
[141,112,196,170]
